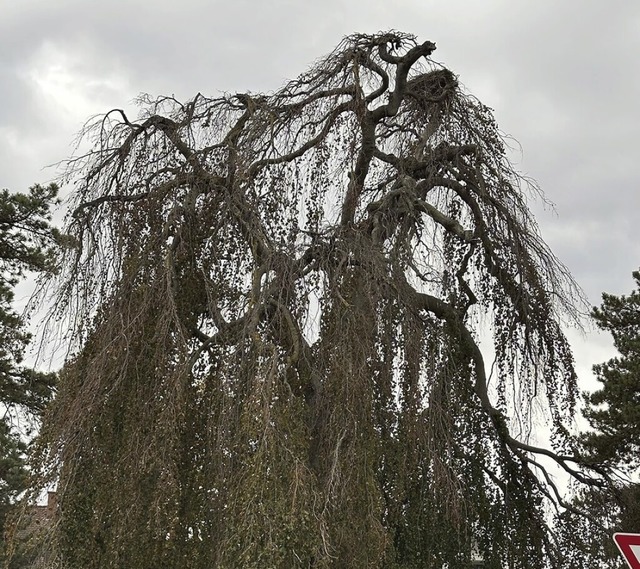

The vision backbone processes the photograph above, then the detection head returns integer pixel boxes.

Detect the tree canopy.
[583,268,640,467]
[0,183,58,563]
[34,32,613,568]
[555,270,640,568]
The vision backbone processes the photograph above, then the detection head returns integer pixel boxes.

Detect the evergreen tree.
[583,269,640,466]
[0,424,27,537]
[35,33,613,568]
[0,184,59,560]
[565,268,640,566]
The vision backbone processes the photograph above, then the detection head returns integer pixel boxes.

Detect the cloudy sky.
[1,0,639,388]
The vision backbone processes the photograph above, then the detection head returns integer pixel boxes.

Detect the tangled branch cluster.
[33,32,611,568]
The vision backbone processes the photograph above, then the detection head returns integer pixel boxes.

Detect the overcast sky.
[1,0,639,388]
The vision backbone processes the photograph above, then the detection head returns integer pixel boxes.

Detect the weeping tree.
[33,32,612,568]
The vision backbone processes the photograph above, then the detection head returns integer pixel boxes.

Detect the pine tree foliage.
[0,424,27,538]
[35,33,612,568]
[583,269,640,467]
[0,184,59,416]
[0,183,59,563]
[557,269,640,569]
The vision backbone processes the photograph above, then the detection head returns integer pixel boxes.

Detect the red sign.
[614,533,640,569]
